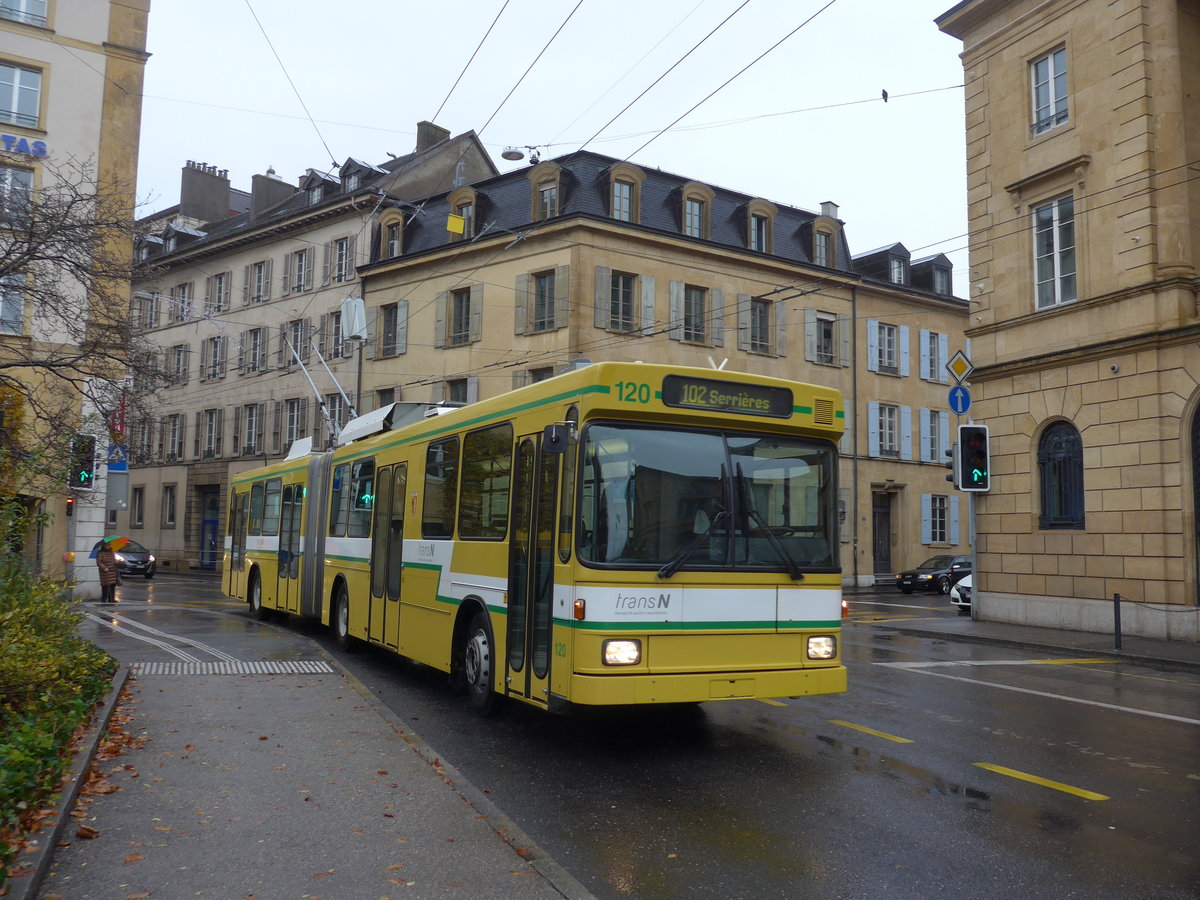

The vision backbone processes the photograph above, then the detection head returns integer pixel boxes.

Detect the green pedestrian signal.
[69,434,97,490]
[957,424,990,492]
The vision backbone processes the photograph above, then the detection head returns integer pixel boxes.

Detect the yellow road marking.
[757,698,787,707]
[1032,658,1116,665]
[829,719,913,744]
[974,763,1109,801]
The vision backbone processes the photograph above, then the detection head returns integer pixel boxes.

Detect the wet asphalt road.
[82,576,1200,899]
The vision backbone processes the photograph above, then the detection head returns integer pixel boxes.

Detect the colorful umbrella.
[90,536,130,558]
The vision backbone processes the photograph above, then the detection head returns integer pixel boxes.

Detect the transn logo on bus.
[615,592,671,610]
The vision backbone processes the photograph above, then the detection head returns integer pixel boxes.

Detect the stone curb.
[3,664,131,900]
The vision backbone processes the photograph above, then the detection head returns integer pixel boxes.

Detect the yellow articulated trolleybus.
[224,361,847,716]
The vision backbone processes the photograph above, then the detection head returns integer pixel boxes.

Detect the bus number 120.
[615,381,651,404]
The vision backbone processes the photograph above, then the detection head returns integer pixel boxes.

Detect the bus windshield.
[578,423,837,574]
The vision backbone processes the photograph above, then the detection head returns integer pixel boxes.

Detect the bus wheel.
[334,584,355,653]
[248,572,268,621]
[463,612,499,717]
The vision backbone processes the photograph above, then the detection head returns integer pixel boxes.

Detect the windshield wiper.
[657,507,727,579]
[736,464,803,581]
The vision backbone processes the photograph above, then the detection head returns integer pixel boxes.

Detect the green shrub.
[0,496,116,889]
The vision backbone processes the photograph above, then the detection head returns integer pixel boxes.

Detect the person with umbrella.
[94,536,121,603]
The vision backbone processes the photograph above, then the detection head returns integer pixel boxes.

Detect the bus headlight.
[807,636,837,660]
[603,639,641,666]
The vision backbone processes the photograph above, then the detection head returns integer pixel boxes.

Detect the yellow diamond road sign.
[947,350,973,384]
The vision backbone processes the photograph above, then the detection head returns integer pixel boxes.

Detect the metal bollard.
[1113,592,1122,650]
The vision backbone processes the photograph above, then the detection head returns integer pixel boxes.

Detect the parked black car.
[92,539,157,579]
[895,554,971,594]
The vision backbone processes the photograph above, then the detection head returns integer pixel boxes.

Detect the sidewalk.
[7,653,593,900]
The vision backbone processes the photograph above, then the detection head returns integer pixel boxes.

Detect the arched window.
[607,163,644,223]
[1039,421,1084,529]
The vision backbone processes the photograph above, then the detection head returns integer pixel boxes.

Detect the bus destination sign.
[660,375,792,418]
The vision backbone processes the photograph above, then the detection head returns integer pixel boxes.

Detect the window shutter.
[322,241,331,286]
[302,318,312,363]
[277,324,287,368]
[280,252,292,296]
[512,371,529,390]
[900,405,913,461]
[434,291,447,349]
[640,275,655,334]
[919,408,932,462]
[469,284,483,342]
[263,259,273,301]
[921,495,932,544]
[594,266,611,330]
[467,376,479,403]
[920,329,931,380]
[554,264,569,329]
[839,411,853,456]
[803,308,816,362]
[396,300,408,355]
[219,337,228,377]
[668,281,684,341]
[711,289,724,347]
[940,412,951,457]
[431,381,445,403]
[231,406,241,457]
[737,294,751,351]
[938,333,949,382]
[300,399,309,442]
[198,338,208,382]
[899,325,911,377]
[514,274,530,335]
[303,251,313,291]
[215,408,224,457]
[193,411,201,459]
[866,320,879,372]
[242,265,251,305]
[272,401,282,454]
[950,495,960,541]
[774,302,787,357]
[838,314,851,367]
[203,276,213,316]
[157,415,166,461]
[348,235,357,272]
[317,314,328,358]
[867,401,880,457]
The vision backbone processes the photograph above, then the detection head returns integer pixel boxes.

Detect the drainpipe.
[850,284,860,587]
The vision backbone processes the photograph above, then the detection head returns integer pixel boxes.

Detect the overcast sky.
[136,0,969,284]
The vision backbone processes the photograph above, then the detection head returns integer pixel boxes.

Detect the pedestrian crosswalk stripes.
[131,660,334,675]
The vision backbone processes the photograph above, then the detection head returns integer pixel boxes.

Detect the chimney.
[179,160,232,224]
[820,200,840,220]
[415,120,450,153]
[250,167,295,218]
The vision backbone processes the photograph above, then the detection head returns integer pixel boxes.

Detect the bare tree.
[0,157,167,463]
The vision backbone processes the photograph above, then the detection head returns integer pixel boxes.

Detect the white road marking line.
[85,612,202,662]
[96,609,243,663]
[878,665,1200,727]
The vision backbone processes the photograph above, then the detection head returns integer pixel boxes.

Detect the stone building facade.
[938,0,1200,637]
[0,0,149,593]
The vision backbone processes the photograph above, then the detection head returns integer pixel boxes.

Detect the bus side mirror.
[543,423,570,454]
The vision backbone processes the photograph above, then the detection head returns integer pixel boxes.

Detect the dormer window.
[528,161,563,222]
[344,173,359,192]
[379,210,404,259]
[448,186,479,241]
[933,267,950,295]
[606,163,644,224]
[745,199,776,253]
[814,231,832,267]
[309,185,323,205]
[680,182,714,240]
[889,257,907,285]
[164,235,176,253]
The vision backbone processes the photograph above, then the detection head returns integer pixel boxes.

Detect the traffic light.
[69,433,97,490]
[944,444,959,488]
[957,424,990,492]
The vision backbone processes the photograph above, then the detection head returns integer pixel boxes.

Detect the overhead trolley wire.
[431,0,512,124]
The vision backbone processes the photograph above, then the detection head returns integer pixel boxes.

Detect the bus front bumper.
[564,664,847,706]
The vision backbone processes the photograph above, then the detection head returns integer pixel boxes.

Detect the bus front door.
[277,484,302,614]
[506,435,559,707]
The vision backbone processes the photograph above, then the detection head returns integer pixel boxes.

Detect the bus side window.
[348,459,375,538]
[422,438,459,539]
[329,463,349,536]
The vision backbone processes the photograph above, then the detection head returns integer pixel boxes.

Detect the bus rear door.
[277,483,302,614]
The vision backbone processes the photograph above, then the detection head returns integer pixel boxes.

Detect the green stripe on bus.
[557,618,842,631]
